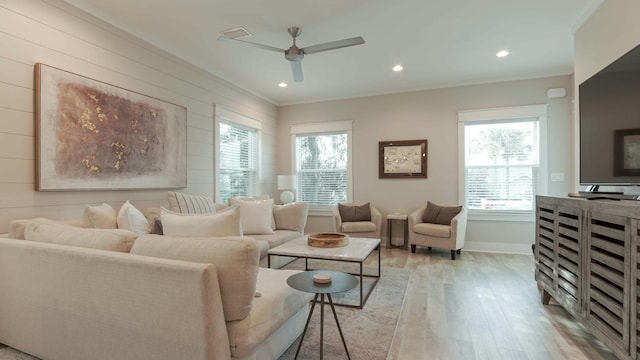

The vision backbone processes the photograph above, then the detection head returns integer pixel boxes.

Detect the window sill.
[467,210,534,222]
[307,206,334,217]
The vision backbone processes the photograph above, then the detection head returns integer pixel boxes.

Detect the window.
[216,108,261,203]
[291,121,352,208]
[458,105,547,215]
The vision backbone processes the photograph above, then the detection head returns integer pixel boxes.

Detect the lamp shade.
[277,175,297,190]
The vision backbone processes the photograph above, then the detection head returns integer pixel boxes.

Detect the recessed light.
[496,50,509,58]
[278,82,288,88]
[392,65,404,72]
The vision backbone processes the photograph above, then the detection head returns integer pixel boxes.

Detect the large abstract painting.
[35,63,187,190]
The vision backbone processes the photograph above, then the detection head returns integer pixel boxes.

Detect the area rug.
[279,259,410,360]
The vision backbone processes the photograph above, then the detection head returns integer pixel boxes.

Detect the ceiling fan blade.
[291,61,304,82]
[301,36,365,55]
[218,36,285,53]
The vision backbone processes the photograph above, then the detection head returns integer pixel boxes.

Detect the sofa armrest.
[408,207,425,229]
[332,205,342,232]
[450,207,468,248]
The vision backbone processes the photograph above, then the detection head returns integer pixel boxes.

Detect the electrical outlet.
[551,173,565,182]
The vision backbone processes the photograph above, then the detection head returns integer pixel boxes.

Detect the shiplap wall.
[0,0,277,233]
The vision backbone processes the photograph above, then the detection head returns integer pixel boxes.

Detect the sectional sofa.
[0,196,312,359]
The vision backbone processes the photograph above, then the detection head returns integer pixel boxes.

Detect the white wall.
[277,76,574,253]
[0,0,277,233]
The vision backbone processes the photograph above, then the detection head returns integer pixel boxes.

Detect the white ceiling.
[63,0,602,106]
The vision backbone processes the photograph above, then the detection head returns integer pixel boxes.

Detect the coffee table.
[268,236,380,308]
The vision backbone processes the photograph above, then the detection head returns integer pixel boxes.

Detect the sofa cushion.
[117,201,151,235]
[226,268,313,358]
[423,201,462,225]
[250,230,303,258]
[338,202,371,222]
[341,221,376,233]
[24,220,137,252]
[229,198,275,235]
[160,206,242,237]
[414,222,452,238]
[131,234,260,321]
[9,218,75,240]
[273,202,308,232]
[167,191,216,214]
[83,203,117,229]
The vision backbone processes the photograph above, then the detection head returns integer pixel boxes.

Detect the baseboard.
[462,242,532,255]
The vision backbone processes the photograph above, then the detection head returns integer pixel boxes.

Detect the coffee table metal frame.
[268,237,380,309]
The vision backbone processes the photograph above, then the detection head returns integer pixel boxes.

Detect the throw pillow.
[422,201,442,224]
[338,202,371,222]
[435,205,462,225]
[228,198,275,235]
[422,201,462,225]
[83,203,117,229]
[273,202,309,232]
[167,191,216,214]
[160,206,242,237]
[24,221,137,253]
[117,201,151,235]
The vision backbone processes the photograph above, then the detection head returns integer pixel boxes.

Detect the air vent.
[221,27,251,39]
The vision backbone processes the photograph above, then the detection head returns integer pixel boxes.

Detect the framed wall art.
[379,139,428,178]
[35,63,187,191]
[614,128,640,176]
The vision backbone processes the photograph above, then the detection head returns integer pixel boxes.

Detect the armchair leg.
[450,250,456,260]
[456,249,461,254]
[427,246,432,251]
[410,244,416,253]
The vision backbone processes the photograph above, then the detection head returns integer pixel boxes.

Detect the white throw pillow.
[160,206,242,237]
[228,198,274,235]
[83,203,117,229]
[117,201,151,235]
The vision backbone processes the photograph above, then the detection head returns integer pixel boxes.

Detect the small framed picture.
[378,139,428,178]
[614,128,640,176]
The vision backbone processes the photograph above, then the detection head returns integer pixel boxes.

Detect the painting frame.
[35,63,187,191]
[379,139,428,178]
[614,128,640,176]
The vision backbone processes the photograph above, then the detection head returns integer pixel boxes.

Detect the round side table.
[287,270,358,360]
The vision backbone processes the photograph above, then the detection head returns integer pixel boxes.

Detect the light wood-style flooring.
[376,247,618,360]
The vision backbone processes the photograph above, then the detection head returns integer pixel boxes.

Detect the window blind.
[296,132,348,206]
[218,122,258,203]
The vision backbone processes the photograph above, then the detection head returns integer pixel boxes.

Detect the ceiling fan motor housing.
[285,46,304,62]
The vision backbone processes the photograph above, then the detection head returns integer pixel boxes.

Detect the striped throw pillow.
[167,191,216,214]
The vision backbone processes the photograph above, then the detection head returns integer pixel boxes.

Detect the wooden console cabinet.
[535,196,640,360]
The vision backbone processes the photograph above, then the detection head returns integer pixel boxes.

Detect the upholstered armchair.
[408,202,467,260]
[332,202,382,239]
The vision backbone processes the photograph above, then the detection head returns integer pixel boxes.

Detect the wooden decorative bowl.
[307,232,350,248]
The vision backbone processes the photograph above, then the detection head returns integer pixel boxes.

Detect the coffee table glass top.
[268,236,380,262]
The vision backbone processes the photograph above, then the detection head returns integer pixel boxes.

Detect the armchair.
[332,202,382,239]
[408,203,467,260]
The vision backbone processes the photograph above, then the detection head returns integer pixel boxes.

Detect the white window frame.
[290,120,353,213]
[215,107,262,203]
[457,104,548,222]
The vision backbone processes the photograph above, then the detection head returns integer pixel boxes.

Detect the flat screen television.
[579,43,640,189]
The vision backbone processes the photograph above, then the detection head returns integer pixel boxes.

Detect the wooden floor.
[377,247,619,360]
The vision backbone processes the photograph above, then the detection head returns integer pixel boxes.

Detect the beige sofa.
[0,224,313,359]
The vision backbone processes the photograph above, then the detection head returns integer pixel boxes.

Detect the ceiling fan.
[219,26,365,82]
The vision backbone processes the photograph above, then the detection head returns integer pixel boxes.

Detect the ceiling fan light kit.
[219,26,364,82]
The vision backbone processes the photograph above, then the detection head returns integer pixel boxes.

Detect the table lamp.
[277,175,296,204]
